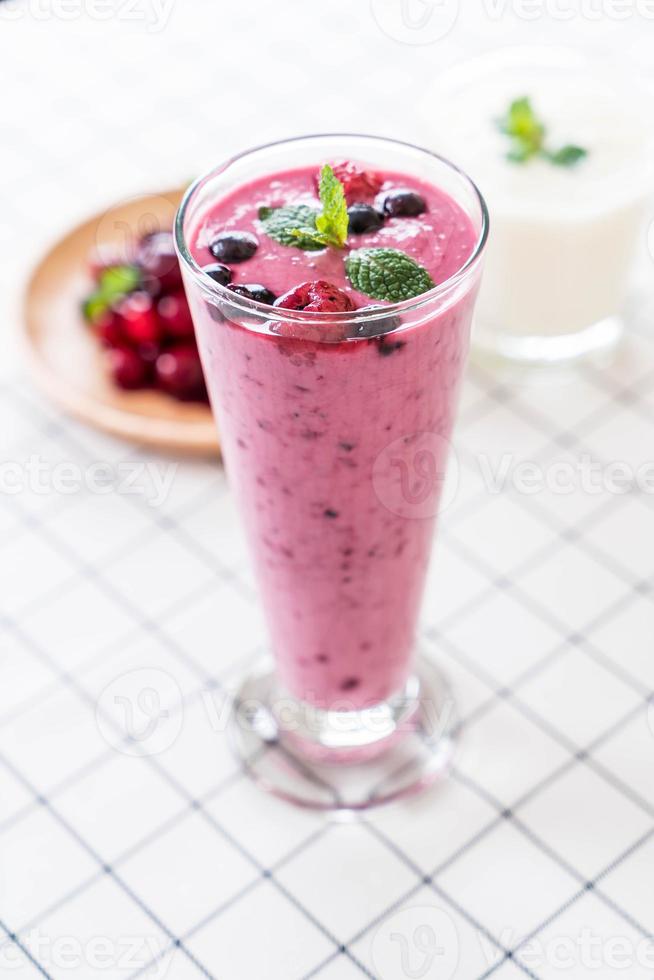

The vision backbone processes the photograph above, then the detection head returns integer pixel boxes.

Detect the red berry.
[116,292,160,344]
[274,280,355,313]
[157,293,194,339]
[107,347,149,390]
[137,231,182,294]
[94,310,124,347]
[323,162,383,205]
[137,341,161,368]
[155,345,207,402]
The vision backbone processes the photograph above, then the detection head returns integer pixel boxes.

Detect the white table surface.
[1,3,654,978]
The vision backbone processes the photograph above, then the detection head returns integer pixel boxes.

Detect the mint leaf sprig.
[346,248,435,303]
[496,97,587,168]
[82,264,141,323]
[258,164,349,251]
[310,163,349,248]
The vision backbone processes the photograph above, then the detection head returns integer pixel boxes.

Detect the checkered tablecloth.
[2,3,654,978]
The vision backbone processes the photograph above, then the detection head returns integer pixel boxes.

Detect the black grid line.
[0,616,354,978]
[0,750,217,980]
[0,920,55,980]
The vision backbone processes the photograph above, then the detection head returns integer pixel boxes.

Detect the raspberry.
[323,162,383,205]
[273,280,355,313]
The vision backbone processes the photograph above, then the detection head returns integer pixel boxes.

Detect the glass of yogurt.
[424,47,654,365]
[175,135,488,809]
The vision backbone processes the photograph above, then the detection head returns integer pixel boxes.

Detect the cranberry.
[157,293,195,339]
[94,309,124,347]
[274,280,355,313]
[116,292,160,344]
[137,341,160,369]
[137,231,182,293]
[326,162,382,204]
[107,347,149,390]
[155,345,207,401]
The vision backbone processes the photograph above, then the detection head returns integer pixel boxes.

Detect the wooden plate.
[22,188,220,457]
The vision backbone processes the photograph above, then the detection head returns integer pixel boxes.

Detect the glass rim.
[174,132,489,326]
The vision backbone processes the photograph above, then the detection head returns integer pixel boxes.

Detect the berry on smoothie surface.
[209,231,259,263]
[378,188,427,217]
[203,262,232,286]
[347,204,384,235]
[322,161,383,204]
[228,283,277,305]
[274,280,355,313]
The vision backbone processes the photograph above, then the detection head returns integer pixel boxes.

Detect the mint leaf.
[345,248,435,302]
[315,164,348,248]
[82,264,141,323]
[258,204,323,250]
[496,96,588,168]
[258,165,349,251]
[82,291,109,323]
[546,144,588,168]
[496,96,545,163]
[506,142,534,164]
[99,264,141,299]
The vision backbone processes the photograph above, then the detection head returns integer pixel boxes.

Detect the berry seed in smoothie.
[185,160,479,711]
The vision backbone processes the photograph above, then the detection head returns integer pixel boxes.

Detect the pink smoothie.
[187,164,478,710]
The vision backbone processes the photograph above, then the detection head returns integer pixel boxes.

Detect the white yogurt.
[423,48,654,363]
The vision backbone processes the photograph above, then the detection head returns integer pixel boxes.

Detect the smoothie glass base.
[228,651,457,811]
[473,314,623,367]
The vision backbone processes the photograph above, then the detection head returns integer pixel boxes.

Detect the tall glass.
[176,135,488,809]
